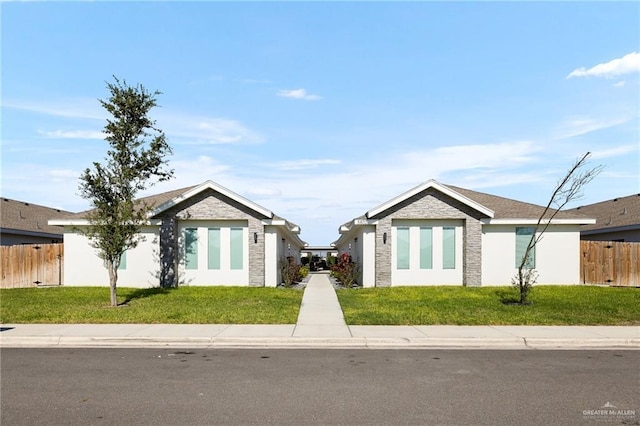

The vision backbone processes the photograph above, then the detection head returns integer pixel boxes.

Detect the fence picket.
[0,243,64,288]
[581,240,640,287]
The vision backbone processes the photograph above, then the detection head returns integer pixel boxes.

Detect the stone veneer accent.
[369,188,486,287]
[155,188,268,287]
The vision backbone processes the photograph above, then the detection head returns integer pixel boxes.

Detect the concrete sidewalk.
[293,271,350,338]
[1,324,637,349]
[1,273,638,349]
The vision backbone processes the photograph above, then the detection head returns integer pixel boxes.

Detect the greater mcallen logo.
[583,402,636,422]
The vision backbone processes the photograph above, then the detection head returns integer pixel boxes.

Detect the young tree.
[513,152,602,304]
[79,77,174,307]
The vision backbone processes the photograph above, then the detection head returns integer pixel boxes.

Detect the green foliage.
[330,252,360,288]
[336,286,640,325]
[78,77,174,305]
[299,265,309,279]
[280,257,301,288]
[0,287,303,324]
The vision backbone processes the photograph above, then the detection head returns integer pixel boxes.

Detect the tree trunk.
[107,261,118,307]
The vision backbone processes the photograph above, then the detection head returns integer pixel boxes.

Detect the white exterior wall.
[281,233,301,264]
[264,226,304,287]
[481,224,582,285]
[63,226,160,287]
[178,220,248,286]
[391,220,464,285]
[361,226,376,288]
[264,226,279,287]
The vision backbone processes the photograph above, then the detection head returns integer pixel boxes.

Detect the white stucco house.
[50,181,306,288]
[333,180,595,287]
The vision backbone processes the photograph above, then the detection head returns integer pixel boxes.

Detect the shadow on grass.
[494,288,531,306]
[120,287,175,306]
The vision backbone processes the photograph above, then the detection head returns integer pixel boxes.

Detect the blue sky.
[2,2,639,245]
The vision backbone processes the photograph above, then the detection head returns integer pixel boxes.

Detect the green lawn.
[0,286,303,324]
[336,286,640,325]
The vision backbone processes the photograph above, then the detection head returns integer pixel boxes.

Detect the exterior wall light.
[254,232,258,243]
[383,232,387,244]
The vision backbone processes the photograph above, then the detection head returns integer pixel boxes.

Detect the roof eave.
[48,219,163,226]
[149,180,274,219]
[366,179,494,219]
[581,224,640,235]
[482,218,597,225]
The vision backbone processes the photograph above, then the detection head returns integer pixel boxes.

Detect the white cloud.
[554,116,629,139]
[401,141,540,175]
[156,112,264,145]
[2,99,104,120]
[269,159,341,171]
[613,81,626,88]
[244,187,283,198]
[590,144,639,160]
[567,51,640,79]
[277,89,322,101]
[38,129,104,139]
[48,169,80,182]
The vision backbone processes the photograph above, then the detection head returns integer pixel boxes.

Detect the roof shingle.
[1,198,75,236]
[567,193,640,231]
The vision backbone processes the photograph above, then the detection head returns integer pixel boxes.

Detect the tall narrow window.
[208,228,221,270]
[185,228,198,270]
[118,251,127,270]
[442,227,456,269]
[230,228,243,270]
[516,227,535,268]
[419,227,433,269]
[396,227,410,269]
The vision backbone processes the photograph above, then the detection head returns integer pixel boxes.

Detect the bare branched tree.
[513,152,603,304]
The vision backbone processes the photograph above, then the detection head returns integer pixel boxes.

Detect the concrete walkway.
[293,272,350,338]
[1,273,638,349]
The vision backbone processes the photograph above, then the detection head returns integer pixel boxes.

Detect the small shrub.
[331,252,360,288]
[299,265,309,279]
[280,257,301,288]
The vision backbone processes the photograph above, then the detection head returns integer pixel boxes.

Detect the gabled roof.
[366,179,495,219]
[447,185,590,221]
[149,180,273,219]
[338,179,594,238]
[567,193,640,232]
[1,197,75,238]
[51,180,307,227]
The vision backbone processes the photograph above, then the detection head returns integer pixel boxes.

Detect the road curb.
[1,336,638,350]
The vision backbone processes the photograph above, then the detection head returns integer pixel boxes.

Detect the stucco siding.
[361,226,376,287]
[63,226,160,287]
[177,220,249,286]
[264,226,279,287]
[155,188,267,287]
[481,224,582,285]
[370,189,486,287]
[391,219,464,285]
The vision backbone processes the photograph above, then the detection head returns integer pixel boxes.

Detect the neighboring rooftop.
[1,197,75,239]
[568,193,640,232]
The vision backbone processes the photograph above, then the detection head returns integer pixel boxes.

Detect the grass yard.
[0,286,303,324]
[336,285,640,325]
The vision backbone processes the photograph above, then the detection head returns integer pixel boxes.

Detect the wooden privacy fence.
[1,243,64,288]
[581,241,640,287]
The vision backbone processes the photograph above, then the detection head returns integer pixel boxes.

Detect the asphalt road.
[1,349,638,425]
